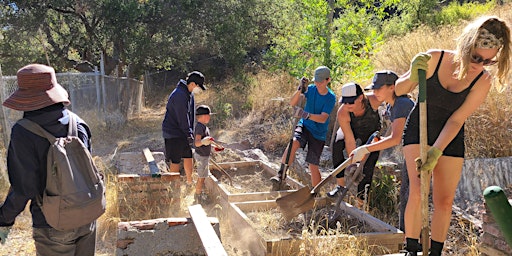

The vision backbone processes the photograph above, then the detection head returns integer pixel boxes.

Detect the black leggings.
[332,139,380,200]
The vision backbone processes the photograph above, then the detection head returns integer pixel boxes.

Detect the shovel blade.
[276,186,315,221]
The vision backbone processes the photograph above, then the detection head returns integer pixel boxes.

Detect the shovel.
[276,157,352,221]
[328,130,379,223]
[418,69,430,255]
[273,95,305,191]
[209,158,242,189]
[328,159,365,224]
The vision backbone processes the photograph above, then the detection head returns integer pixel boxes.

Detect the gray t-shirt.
[194,122,211,156]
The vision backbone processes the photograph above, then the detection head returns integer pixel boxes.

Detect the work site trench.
[112,148,404,256]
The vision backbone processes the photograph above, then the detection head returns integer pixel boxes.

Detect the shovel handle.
[418,68,430,255]
[310,157,352,194]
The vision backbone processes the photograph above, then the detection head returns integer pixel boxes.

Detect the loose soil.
[210,164,275,193]
[245,207,375,240]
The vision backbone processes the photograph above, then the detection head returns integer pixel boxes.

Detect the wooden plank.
[142,148,159,175]
[343,202,402,233]
[188,204,228,256]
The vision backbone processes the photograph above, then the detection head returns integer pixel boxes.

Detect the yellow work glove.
[410,53,431,83]
[415,147,443,172]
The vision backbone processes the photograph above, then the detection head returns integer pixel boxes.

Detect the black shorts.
[294,125,325,166]
[332,138,379,200]
[403,108,465,157]
[164,137,193,164]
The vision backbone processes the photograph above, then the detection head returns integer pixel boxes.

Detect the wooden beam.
[188,204,228,256]
[142,148,160,176]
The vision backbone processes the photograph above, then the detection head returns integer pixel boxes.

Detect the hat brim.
[2,83,70,111]
[198,84,206,90]
[365,84,384,90]
[196,112,216,116]
[340,96,357,104]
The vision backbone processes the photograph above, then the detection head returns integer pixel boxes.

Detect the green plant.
[368,167,399,227]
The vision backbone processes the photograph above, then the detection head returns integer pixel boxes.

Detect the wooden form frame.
[226,200,404,256]
[205,160,305,202]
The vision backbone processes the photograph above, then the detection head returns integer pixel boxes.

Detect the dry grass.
[371,4,512,158]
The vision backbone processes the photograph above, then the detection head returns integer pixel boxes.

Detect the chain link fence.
[0,71,144,147]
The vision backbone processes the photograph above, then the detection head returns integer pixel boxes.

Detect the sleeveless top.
[350,99,381,143]
[403,51,484,157]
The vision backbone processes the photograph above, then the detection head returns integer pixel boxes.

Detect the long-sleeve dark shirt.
[0,105,91,228]
[162,79,195,140]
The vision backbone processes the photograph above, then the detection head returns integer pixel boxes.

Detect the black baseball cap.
[196,105,213,115]
[366,70,398,90]
[186,71,206,90]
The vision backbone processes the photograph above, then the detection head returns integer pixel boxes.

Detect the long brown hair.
[455,16,511,90]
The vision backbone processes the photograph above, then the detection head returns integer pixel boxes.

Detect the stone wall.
[116,217,220,256]
[457,156,512,203]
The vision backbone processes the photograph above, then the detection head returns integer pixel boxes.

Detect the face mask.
[192,86,202,94]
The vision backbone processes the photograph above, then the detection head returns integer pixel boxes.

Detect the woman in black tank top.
[329,82,383,207]
[395,16,512,256]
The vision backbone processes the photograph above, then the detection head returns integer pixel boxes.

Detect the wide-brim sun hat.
[3,64,70,111]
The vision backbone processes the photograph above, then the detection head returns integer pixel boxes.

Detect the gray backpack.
[17,112,105,231]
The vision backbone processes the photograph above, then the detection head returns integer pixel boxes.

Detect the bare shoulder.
[472,70,493,92]
[338,104,351,121]
[367,94,382,110]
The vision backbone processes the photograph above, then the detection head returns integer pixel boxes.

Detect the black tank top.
[403,51,484,156]
[350,99,381,143]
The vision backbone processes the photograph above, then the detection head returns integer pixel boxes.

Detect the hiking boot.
[270,175,281,184]
[327,185,346,198]
[270,164,287,191]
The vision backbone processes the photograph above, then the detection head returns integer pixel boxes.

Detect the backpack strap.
[17,110,79,140]
[17,119,57,143]
[68,111,78,137]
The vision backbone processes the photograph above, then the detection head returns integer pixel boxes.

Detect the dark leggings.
[332,139,380,200]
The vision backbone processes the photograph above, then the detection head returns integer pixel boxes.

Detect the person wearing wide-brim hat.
[0,64,97,254]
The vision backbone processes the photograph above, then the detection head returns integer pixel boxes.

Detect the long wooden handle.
[418,69,430,255]
[311,157,352,194]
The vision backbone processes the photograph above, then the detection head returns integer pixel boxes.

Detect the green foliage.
[369,169,399,217]
[430,1,495,26]
[264,0,387,84]
[0,0,275,78]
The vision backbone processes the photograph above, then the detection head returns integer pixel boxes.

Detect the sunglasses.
[345,101,355,105]
[470,54,497,66]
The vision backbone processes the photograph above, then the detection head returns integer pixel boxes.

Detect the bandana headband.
[475,28,503,49]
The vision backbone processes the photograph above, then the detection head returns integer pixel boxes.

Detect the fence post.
[95,66,101,112]
[0,64,10,147]
[101,52,106,113]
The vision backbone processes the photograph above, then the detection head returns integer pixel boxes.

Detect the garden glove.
[201,136,214,146]
[0,226,11,245]
[350,146,370,163]
[415,147,443,172]
[293,107,310,120]
[214,146,225,152]
[410,53,431,83]
[297,76,309,94]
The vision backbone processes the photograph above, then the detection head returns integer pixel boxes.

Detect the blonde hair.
[454,16,511,89]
